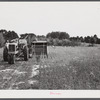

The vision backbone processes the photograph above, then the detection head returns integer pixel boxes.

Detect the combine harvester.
[3,34,36,64]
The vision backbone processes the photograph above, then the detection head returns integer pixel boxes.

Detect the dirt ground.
[0,48,40,89]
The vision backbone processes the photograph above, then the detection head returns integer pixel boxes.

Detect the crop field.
[0,45,100,89]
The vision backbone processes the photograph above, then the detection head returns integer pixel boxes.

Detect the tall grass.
[39,46,100,89]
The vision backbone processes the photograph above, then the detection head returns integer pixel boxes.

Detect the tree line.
[46,32,100,46]
[0,29,100,47]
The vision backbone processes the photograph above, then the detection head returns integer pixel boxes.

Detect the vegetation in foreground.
[39,46,100,89]
[0,46,100,89]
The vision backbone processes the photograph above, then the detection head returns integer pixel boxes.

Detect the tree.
[59,32,70,39]
[0,29,8,41]
[7,30,19,41]
[80,36,84,42]
[37,35,46,41]
[84,36,91,43]
[93,34,98,44]
[46,32,59,39]
[47,38,53,45]
[46,31,70,40]
[97,39,100,44]
[20,33,36,38]
[0,32,5,47]
[90,36,95,46]
[0,29,19,45]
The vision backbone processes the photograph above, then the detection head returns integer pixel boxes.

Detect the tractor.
[3,34,35,64]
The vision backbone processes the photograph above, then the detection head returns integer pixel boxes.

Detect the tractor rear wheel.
[8,54,15,64]
[3,47,8,61]
[23,46,29,61]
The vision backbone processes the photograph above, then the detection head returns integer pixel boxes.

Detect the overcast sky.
[0,2,100,37]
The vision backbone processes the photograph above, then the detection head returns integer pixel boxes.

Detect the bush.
[70,41,81,46]
[47,38,81,46]
[62,39,71,46]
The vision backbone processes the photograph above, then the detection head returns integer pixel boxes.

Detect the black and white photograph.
[0,1,100,92]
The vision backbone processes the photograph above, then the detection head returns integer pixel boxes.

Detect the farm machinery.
[3,34,35,64]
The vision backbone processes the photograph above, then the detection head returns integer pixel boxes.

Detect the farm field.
[0,46,100,89]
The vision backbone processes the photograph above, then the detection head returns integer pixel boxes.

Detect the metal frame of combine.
[32,41,48,58]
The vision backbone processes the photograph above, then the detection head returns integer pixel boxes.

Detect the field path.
[0,48,39,89]
[0,46,100,89]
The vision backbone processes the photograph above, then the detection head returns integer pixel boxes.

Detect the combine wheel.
[29,47,33,58]
[3,47,8,61]
[29,53,33,58]
[8,54,15,64]
[23,46,29,61]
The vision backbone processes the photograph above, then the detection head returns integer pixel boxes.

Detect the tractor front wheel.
[23,46,29,61]
[3,47,8,61]
[8,54,15,64]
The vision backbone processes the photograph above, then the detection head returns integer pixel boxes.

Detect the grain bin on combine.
[3,34,36,64]
[32,41,48,58]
